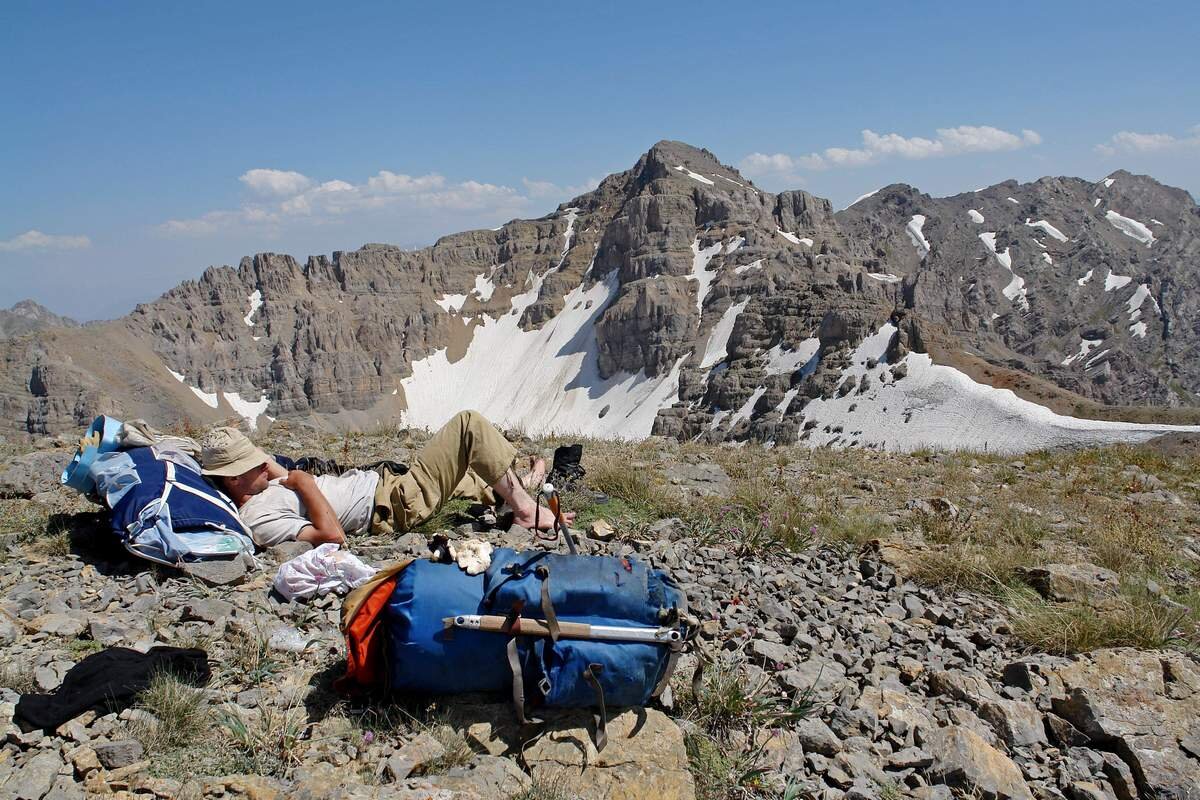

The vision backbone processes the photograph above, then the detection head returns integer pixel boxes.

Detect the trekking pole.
[447,614,681,643]
[543,482,578,554]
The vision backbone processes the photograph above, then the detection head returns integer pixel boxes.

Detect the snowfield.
[798,324,1200,453]
[399,264,687,439]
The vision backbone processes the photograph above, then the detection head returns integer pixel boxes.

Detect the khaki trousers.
[371,410,517,534]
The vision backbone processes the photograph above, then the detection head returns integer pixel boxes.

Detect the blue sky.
[2,1,1198,320]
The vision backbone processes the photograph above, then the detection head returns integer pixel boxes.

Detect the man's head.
[201,427,272,497]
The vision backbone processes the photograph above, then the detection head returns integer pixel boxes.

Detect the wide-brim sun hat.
[200,426,271,477]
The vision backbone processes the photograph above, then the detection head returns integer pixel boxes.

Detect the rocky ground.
[0,424,1196,799]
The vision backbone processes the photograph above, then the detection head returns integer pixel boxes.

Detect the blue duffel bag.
[383,547,694,747]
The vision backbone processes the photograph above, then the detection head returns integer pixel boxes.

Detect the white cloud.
[1095,125,1200,156]
[0,229,92,252]
[521,176,603,200]
[741,125,1042,179]
[239,168,314,197]
[161,168,528,236]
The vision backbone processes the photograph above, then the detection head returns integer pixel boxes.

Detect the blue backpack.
[91,445,255,566]
[383,548,694,748]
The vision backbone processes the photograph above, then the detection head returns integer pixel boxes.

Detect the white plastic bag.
[273,543,378,602]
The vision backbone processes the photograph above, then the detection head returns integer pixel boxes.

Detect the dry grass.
[0,659,37,694]
[218,698,308,777]
[1006,586,1198,654]
[224,628,281,687]
[130,671,210,752]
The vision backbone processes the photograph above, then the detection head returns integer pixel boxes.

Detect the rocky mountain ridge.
[1,141,1197,450]
[0,301,78,341]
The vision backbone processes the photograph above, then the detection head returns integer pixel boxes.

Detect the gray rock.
[269,541,314,561]
[31,612,86,638]
[180,558,248,586]
[662,461,732,499]
[778,655,847,703]
[1018,563,1120,603]
[88,618,134,647]
[386,732,446,780]
[94,739,145,769]
[183,598,234,623]
[0,450,67,498]
[793,718,843,756]
[9,750,63,800]
[750,638,792,666]
[978,699,1047,747]
[412,755,531,796]
[925,725,1033,800]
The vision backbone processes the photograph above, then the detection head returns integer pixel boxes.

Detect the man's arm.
[280,470,346,545]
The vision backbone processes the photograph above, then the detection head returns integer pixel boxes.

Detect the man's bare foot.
[519,457,547,492]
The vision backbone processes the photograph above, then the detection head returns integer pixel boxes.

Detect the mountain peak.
[638,139,755,190]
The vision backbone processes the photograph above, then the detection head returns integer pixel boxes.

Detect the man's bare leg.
[491,467,576,531]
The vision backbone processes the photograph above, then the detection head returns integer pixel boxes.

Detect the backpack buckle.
[538,676,552,696]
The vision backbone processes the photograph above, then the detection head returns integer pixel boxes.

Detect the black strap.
[582,663,608,752]
[535,566,561,643]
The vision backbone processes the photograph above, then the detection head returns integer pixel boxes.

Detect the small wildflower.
[362,731,375,745]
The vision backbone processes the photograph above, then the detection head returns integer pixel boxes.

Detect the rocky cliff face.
[1,141,1197,450]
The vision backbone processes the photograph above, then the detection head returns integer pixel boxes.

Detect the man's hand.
[280,469,316,491]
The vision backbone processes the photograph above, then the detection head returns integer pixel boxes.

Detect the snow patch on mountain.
[674,165,714,186]
[435,294,467,314]
[473,272,496,302]
[765,338,820,377]
[728,386,766,428]
[1104,270,1132,292]
[1063,338,1103,366]
[979,233,1027,310]
[223,391,270,431]
[847,188,880,208]
[700,298,749,369]
[905,215,930,259]
[190,386,218,409]
[1024,219,1069,242]
[1105,210,1156,246]
[688,239,724,311]
[243,290,263,327]
[867,273,903,283]
[776,229,812,246]
[733,259,763,275]
[399,267,686,439]
[968,209,985,224]
[797,325,1200,453]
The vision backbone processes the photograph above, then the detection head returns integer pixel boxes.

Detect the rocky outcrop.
[2,142,1198,444]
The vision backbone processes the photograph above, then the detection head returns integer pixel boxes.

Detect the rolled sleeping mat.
[60,415,123,494]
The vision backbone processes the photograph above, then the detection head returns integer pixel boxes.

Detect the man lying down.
[199,410,575,548]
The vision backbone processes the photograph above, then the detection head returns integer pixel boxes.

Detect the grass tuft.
[218,699,308,777]
[131,671,209,752]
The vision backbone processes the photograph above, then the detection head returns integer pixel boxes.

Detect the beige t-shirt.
[238,470,380,547]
